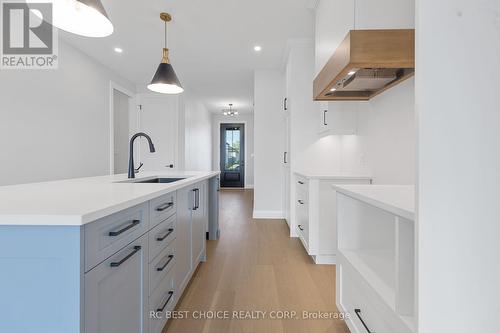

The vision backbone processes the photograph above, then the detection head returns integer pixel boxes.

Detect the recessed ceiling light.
[330,88,337,92]
[114,47,123,53]
[254,45,262,52]
[348,70,356,75]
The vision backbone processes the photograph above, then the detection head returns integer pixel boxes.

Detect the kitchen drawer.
[85,202,149,272]
[149,214,176,262]
[149,240,176,296]
[338,259,413,333]
[149,268,175,333]
[296,198,309,251]
[150,192,176,228]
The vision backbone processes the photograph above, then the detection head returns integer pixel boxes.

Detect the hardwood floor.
[164,189,349,333]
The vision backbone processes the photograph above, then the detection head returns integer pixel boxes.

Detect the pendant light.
[222,104,238,116]
[147,12,184,94]
[31,0,113,37]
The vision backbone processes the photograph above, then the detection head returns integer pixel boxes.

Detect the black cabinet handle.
[156,255,174,272]
[110,246,141,267]
[284,98,288,110]
[283,152,288,164]
[156,202,174,212]
[156,228,174,242]
[156,291,174,312]
[323,110,328,126]
[298,200,305,205]
[193,188,200,210]
[298,181,304,185]
[298,225,304,231]
[108,220,140,236]
[354,309,375,333]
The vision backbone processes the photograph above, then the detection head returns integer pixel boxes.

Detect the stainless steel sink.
[119,177,187,184]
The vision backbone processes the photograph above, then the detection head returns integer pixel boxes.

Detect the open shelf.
[339,248,395,308]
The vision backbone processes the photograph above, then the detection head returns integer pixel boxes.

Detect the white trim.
[252,210,285,219]
[312,254,337,265]
[245,184,254,189]
[109,81,134,175]
[215,120,249,188]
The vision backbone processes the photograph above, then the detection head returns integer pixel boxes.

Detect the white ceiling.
[60,0,315,114]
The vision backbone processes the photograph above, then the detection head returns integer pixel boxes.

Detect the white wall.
[253,70,285,218]
[182,94,212,171]
[0,39,135,186]
[417,1,500,332]
[212,113,254,187]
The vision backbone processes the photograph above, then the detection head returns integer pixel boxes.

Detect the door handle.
[156,228,174,242]
[323,110,328,126]
[108,220,140,237]
[156,291,174,312]
[156,254,174,272]
[110,246,141,267]
[284,152,288,164]
[284,97,288,111]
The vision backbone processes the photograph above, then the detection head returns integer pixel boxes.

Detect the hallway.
[165,189,349,333]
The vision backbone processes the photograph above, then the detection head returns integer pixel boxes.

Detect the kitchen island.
[0,171,220,333]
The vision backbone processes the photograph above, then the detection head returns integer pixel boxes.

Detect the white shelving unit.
[334,185,415,333]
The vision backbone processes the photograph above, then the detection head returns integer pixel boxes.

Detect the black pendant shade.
[148,62,184,94]
[147,13,184,94]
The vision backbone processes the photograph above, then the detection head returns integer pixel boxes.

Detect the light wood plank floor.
[164,189,349,333]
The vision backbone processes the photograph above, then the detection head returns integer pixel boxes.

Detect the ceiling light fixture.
[330,88,337,92]
[222,104,238,116]
[147,12,184,94]
[348,70,357,75]
[31,0,113,37]
[254,45,262,52]
[114,47,123,53]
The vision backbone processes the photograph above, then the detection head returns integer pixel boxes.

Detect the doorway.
[110,83,134,175]
[220,123,245,188]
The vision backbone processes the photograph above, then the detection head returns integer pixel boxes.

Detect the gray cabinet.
[174,185,193,293]
[84,234,149,333]
[191,181,207,265]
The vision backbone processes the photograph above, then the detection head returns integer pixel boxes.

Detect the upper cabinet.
[314,0,415,101]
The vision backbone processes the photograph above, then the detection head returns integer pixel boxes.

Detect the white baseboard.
[252,210,284,219]
[312,254,336,265]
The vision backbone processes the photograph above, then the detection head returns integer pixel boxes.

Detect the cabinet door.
[85,234,148,333]
[191,182,207,265]
[317,101,358,135]
[174,186,192,293]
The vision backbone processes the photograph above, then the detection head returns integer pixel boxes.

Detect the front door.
[220,124,244,188]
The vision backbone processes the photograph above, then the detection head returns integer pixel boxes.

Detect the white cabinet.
[293,173,371,264]
[335,186,415,333]
[317,101,358,135]
[85,234,148,333]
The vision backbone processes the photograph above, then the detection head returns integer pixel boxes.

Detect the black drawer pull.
[298,225,304,231]
[156,202,174,212]
[110,246,141,267]
[108,220,140,236]
[156,228,174,242]
[156,291,174,312]
[354,309,375,333]
[298,181,304,184]
[298,200,305,205]
[156,254,174,272]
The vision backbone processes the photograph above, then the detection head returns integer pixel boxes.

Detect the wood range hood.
[313,29,415,101]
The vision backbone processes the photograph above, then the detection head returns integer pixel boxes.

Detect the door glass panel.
[224,127,241,171]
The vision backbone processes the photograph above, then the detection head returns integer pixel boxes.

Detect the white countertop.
[294,171,372,181]
[0,171,219,226]
[333,184,415,220]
